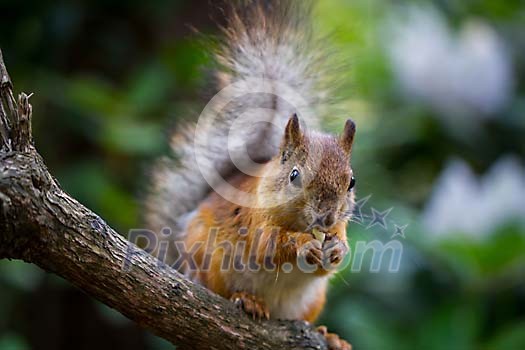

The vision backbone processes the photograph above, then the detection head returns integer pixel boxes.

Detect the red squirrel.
[145,2,355,349]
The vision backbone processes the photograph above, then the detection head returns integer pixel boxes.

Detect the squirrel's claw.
[230,291,270,321]
[323,236,348,267]
[316,326,352,350]
[298,235,348,272]
[299,239,323,266]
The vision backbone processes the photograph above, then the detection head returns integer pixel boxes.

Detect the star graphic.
[391,224,408,239]
[366,207,392,230]
[352,195,371,224]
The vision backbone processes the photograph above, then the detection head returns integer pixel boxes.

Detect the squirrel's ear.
[282,113,303,150]
[340,119,356,154]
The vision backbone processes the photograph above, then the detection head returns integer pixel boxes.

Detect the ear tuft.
[282,113,303,150]
[340,119,356,154]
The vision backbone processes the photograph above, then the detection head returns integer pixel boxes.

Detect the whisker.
[333,270,350,287]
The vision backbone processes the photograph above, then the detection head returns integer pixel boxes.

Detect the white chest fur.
[224,268,329,320]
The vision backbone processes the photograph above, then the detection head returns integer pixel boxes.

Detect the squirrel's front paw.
[299,238,323,266]
[317,326,352,350]
[230,291,270,320]
[323,235,348,267]
[297,235,347,272]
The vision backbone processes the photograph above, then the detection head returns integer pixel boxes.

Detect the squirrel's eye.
[348,176,356,191]
[289,167,301,186]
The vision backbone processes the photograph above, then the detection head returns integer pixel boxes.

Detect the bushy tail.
[144,1,340,256]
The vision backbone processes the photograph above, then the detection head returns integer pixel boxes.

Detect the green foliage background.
[0,0,524,349]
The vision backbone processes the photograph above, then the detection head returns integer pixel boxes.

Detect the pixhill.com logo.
[124,195,407,275]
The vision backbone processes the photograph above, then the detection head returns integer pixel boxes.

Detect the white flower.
[422,156,525,239]
[386,6,513,119]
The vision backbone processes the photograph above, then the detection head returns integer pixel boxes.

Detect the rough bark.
[0,48,329,350]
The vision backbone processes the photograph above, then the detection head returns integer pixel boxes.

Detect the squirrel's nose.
[311,211,336,230]
[323,212,335,228]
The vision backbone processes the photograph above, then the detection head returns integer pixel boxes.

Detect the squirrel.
[144,2,355,349]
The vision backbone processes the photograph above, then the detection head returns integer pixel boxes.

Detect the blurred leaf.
[125,61,172,116]
[0,332,29,350]
[160,39,208,88]
[486,321,525,350]
[415,302,480,350]
[433,225,525,284]
[95,302,130,326]
[66,76,122,117]
[101,119,163,155]
[325,299,406,350]
[0,260,44,292]
[146,333,173,350]
[58,162,138,230]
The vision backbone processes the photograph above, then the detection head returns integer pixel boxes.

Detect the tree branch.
[0,48,328,350]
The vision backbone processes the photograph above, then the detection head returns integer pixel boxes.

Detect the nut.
[312,228,326,243]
